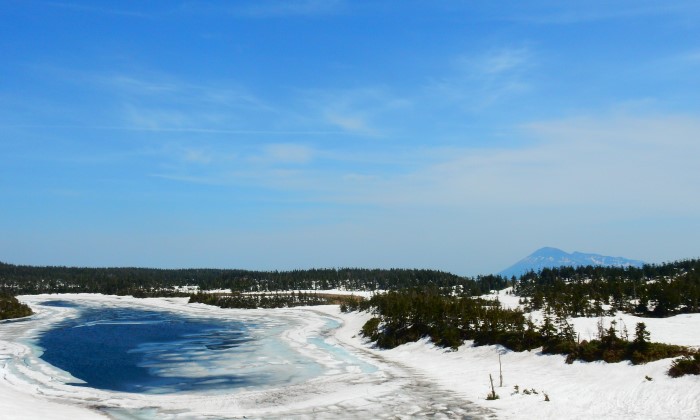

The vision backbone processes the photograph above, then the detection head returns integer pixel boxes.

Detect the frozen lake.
[0,295,486,419]
[38,300,311,393]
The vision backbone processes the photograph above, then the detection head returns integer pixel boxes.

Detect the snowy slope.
[320,289,700,420]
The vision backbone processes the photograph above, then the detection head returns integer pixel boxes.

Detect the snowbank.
[2,293,698,419]
[312,301,700,420]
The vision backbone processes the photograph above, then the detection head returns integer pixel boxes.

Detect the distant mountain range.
[498,247,645,278]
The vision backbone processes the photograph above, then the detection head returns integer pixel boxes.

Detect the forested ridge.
[0,262,509,296]
[515,259,700,317]
[2,259,699,318]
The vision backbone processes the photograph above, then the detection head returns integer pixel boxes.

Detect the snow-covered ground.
[0,294,482,419]
[320,305,700,420]
[1,293,699,419]
[483,288,700,348]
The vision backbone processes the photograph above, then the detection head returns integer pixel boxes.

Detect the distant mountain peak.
[530,247,569,257]
[535,246,564,253]
[498,247,645,278]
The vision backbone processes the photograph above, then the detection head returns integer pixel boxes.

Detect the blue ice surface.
[35,303,378,395]
[37,305,267,394]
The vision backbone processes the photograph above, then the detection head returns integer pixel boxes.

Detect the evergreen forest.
[0,262,508,296]
[515,259,700,317]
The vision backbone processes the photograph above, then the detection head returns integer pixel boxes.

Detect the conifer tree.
[633,322,650,350]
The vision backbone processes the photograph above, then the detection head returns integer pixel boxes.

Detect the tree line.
[0,262,510,296]
[514,259,700,317]
[189,291,359,309]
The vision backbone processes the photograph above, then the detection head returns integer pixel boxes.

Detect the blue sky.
[2,1,700,275]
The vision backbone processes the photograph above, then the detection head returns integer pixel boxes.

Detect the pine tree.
[633,322,650,349]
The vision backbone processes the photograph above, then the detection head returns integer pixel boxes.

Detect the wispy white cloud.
[469,47,532,76]
[181,148,216,165]
[300,87,411,136]
[324,113,374,135]
[172,112,693,217]
[256,143,315,165]
[123,105,194,131]
[90,72,402,137]
[94,73,273,110]
[80,72,283,132]
[353,113,700,215]
[150,141,321,190]
[430,47,534,110]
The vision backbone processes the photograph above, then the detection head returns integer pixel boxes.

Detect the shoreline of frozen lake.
[0,294,488,419]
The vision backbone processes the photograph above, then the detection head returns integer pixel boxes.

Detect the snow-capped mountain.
[498,247,645,278]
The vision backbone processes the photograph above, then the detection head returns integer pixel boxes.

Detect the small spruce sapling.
[620,319,629,342]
